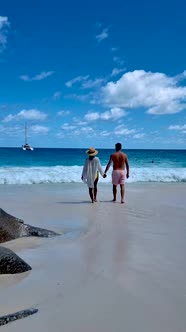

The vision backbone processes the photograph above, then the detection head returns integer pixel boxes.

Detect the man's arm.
[103,155,113,177]
[125,155,129,178]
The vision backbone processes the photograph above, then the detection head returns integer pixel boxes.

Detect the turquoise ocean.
[0,147,186,184]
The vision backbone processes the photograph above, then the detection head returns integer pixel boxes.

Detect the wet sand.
[0,183,186,331]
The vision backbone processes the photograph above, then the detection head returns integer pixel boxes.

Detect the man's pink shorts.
[112,170,125,185]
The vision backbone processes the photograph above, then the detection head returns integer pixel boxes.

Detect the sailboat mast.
[22,122,33,150]
[25,123,27,144]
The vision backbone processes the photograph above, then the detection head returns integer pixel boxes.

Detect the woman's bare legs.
[89,188,94,203]
[93,177,99,202]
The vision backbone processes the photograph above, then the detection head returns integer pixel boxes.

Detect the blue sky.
[0,0,186,148]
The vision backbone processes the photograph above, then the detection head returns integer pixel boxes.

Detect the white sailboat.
[22,123,34,151]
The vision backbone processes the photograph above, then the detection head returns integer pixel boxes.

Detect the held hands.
[103,173,107,178]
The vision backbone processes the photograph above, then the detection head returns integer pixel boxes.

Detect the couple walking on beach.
[81,143,129,204]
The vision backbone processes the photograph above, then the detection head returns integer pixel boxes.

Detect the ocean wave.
[0,166,186,184]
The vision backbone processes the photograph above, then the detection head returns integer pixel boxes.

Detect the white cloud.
[174,70,186,82]
[0,16,9,29]
[72,118,88,126]
[65,92,93,102]
[100,130,111,137]
[114,125,136,136]
[101,107,127,120]
[73,127,95,136]
[95,27,109,42]
[81,78,105,89]
[53,91,61,100]
[65,75,89,87]
[33,71,54,80]
[0,124,50,138]
[111,67,126,77]
[0,124,20,136]
[95,22,103,28]
[110,47,119,52]
[61,123,77,131]
[31,125,50,134]
[147,103,185,115]
[20,71,54,81]
[66,76,105,90]
[84,107,127,122]
[101,70,186,115]
[133,133,146,139]
[85,112,99,121]
[169,124,186,130]
[58,124,94,137]
[3,109,47,122]
[0,104,7,110]
[168,124,186,133]
[0,16,10,52]
[113,56,124,65]
[57,110,70,116]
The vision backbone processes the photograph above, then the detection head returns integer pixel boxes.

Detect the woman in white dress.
[81,147,105,203]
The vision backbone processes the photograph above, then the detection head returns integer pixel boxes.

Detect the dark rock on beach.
[0,207,59,274]
[0,208,27,243]
[0,207,59,244]
[0,246,31,274]
[0,308,38,326]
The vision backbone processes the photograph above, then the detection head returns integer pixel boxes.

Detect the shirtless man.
[103,143,129,204]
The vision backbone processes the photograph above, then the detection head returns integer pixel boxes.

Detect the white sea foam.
[0,166,185,184]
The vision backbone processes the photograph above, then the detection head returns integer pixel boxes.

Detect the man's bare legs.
[112,184,125,203]
[120,184,125,203]
[112,184,117,202]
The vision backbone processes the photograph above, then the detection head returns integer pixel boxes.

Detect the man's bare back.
[111,151,128,170]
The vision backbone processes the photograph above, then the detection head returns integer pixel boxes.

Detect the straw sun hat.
[86,147,98,156]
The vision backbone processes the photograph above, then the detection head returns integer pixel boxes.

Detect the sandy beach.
[0,182,186,331]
